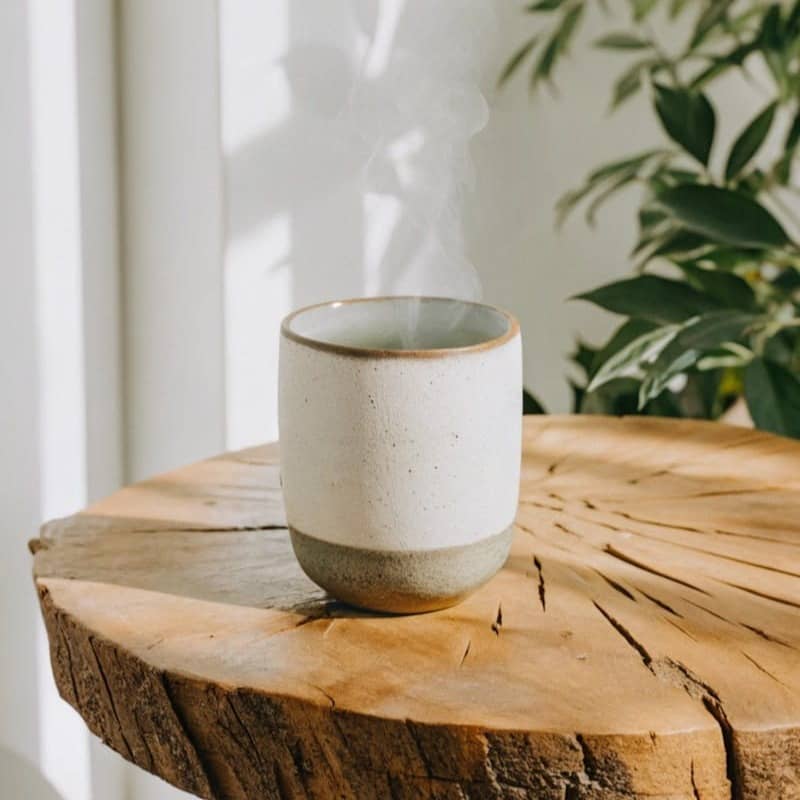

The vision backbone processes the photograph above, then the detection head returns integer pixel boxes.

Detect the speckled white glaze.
[278,297,522,555]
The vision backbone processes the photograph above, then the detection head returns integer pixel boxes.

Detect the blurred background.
[1,1,768,798]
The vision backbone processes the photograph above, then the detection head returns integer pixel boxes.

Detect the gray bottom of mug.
[289,525,513,614]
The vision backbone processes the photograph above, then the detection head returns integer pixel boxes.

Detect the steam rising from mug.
[282,0,494,319]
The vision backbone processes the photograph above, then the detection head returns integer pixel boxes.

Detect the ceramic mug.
[279,296,522,613]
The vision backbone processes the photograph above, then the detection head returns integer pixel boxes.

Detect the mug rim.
[280,296,520,359]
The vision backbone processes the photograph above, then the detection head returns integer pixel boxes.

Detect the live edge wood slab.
[31,416,800,800]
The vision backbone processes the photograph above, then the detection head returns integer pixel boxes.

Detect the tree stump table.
[31,416,800,800]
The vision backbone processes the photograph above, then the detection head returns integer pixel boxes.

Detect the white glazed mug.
[279,296,522,613]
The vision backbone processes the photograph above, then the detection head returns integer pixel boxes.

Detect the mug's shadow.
[35,509,405,622]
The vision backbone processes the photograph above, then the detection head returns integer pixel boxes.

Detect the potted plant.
[504,0,800,438]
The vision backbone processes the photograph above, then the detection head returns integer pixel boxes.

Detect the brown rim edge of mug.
[280,296,521,359]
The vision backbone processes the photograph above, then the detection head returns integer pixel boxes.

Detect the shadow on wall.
[220,0,496,447]
[225,0,491,305]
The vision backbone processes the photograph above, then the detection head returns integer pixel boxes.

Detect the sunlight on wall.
[221,0,291,448]
[28,0,91,798]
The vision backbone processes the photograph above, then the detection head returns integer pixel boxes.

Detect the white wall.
[0,0,42,769]
[118,0,226,482]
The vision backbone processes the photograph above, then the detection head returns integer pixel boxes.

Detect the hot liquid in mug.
[279,296,522,613]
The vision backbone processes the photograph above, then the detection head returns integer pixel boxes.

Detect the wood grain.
[32,417,800,799]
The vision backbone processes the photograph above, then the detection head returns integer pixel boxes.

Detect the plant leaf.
[580,376,642,415]
[776,109,800,184]
[587,324,679,392]
[689,42,756,89]
[648,229,708,259]
[571,340,597,376]
[630,0,658,22]
[638,310,759,406]
[689,0,735,49]
[587,149,668,183]
[788,0,800,36]
[675,262,757,310]
[557,149,668,226]
[594,32,650,50]
[532,31,562,88]
[639,349,697,407]
[654,184,792,250]
[574,274,722,324]
[760,3,783,49]
[530,4,587,91]
[696,342,754,371]
[610,61,644,108]
[653,83,716,166]
[526,0,567,10]
[725,101,777,180]
[498,35,541,87]
[523,388,547,414]
[590,318,658,377]
[585,173,638,225]
[669,0,692,19]
[745,357,800,438]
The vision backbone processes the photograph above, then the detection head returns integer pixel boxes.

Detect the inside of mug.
[285,297,512,351]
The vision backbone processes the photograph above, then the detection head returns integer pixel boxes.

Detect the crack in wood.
[664,617,697,642]
[520,499,564,512]
[569,732,608,795]
[547,459,563,475]
[404,721,434,780]
[55,609,81,708]
[592,602,652,668]
[592,597,742,797]
[312,685,336,711]
[459,640,471,667]
[740,623,795,649]
[627,468,670,485]
[226,693,268,769]
[159,676,215,797]
[533,556,546,611]
[702,694,742,800]
[740,651,786,687]
[659,540,800,580]
[691,759,701,800]
[634,586,682,617]
[272,760,296,800]
[604,545,711,595]
[491,604,503,636]
[554,521,582,537]
[612,510,705,534]
[684,598,732,624]
[578,508,800,580]
[594,570,635,601]
[293,615,321,629]
[721,580,800,610]
[712,527,800,546]
[113,524,289,535]
[653,659,742,800]
[86,635,134,761]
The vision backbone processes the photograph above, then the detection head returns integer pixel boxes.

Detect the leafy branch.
[503,0,800,436]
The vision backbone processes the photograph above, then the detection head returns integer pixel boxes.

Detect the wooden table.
[31,416,800,799]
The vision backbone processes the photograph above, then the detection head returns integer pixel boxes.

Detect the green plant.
[504,0,800,437]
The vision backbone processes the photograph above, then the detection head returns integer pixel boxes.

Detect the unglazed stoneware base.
[289,525,513,614]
